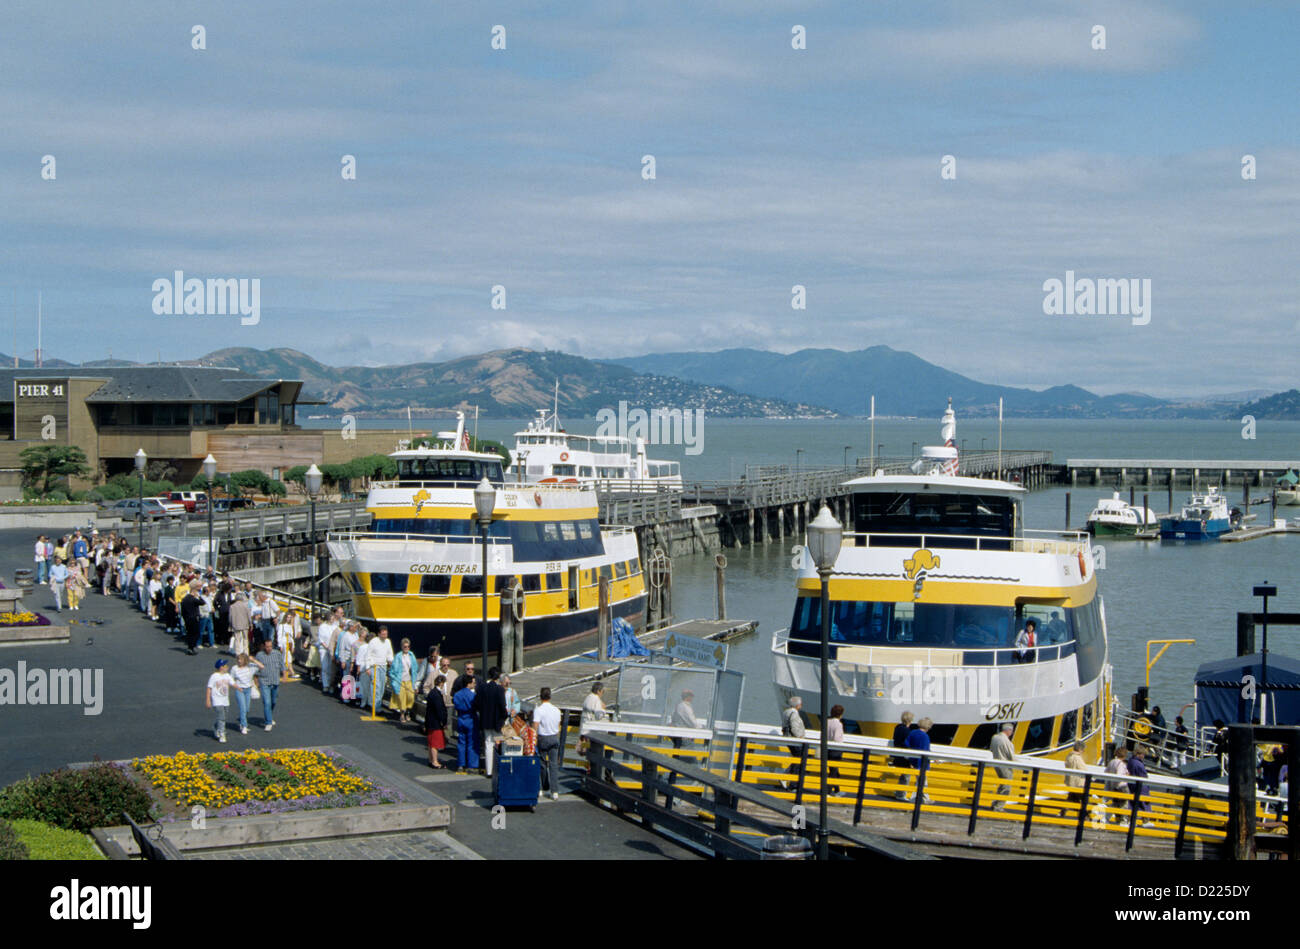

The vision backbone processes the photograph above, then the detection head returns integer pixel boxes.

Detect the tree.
[18,446,92,496]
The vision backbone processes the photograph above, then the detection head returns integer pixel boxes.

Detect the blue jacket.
[905,728,931,770]
[453,687,477,725]
[388,650,419,694]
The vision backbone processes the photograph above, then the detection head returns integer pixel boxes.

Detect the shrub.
[10,820,103,860]
[0,763,153,833]
[0,818,29,860]
[94,482,126,502]
[45,490,69,504]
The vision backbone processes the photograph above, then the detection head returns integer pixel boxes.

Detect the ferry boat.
[1085,492,1157,537]
[509,408,683,494]
[1275,470,1300,506]
[772,400,1112,760]
[1158,487,1232,540]
[327,414,647,662]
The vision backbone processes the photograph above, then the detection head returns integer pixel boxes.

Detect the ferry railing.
[773,627,1079,672]
[369,479,591,494]
[841,529,1089,555]
[326,531,512,548]
[577,719,1283,856]
[1111,703,1219,769]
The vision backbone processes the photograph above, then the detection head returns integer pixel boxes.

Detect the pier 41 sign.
[663,632,727,670]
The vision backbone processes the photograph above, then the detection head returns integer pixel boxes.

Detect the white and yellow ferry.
[772,401,1112,760]
[510,408,683,493]
[327,415,646,662]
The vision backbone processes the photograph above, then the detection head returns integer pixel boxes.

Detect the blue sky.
[0,1,1296,397]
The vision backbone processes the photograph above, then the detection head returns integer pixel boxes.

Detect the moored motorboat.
[1086,492,1157,537]
[1158,487,1232,540]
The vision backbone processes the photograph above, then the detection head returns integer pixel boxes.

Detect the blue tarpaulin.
[608,616,650,658]
[1194,652,1300,727]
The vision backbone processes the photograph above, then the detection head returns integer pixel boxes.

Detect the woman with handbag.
[425,674,448,768]
[65,560,89,611]
[230,652,263,736]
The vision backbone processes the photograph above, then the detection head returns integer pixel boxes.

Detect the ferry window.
[613,560,627,579]
[545,572,562,591]
[542,523,561,543]
[970,722,1000,751]
[419,575,451,596]
[1081,701,1095,737]
[598,564,613,583]
[579,467,593,477]
[1060,709,1077,745]
[616,468,626,478]
[342,572,364,594]
[560,522,577,541]
[1023,716,1055,752]
[1020,605,1070,645]
[852,491,1015,542]
[928,724,959,746]
[369,573,407,594]
[788,599,1015,651]
[626,559,641,576]
[552,465,576,476]
[577,521,595,541]
[461,575,484,596]
[568,565,579,610]
[521,573,542,593]
[1071,598,1106,684]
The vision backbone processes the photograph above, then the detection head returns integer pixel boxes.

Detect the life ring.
[559,452,569,462]
[1133,716,1152,738]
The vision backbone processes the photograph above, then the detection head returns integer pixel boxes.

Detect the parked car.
[110,497,185,520]
[167,491,208,513]
[211,497,255,512]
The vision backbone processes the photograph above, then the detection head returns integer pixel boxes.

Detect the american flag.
[460,430,471,450]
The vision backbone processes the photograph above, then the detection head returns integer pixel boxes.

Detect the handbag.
[250,680,261,700]
[305,644,321,669]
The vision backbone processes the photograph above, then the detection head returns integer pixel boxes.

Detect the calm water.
[307,416,1300,725]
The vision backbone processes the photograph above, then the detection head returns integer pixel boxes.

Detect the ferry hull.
[1159,517,1230,540]
[1090,521,1141,537]
[357,592,647,665]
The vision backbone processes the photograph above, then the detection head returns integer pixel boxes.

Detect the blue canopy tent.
[1194,653,1300,728]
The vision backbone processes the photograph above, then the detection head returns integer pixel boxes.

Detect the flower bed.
[130,749,403,819]
[0,580,53,627]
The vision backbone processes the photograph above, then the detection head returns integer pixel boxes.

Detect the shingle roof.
[0,367,302,404]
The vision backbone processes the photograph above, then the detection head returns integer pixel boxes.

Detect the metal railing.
[173,501,370,540]
[775,629,1080,672]
[842,528,1089,555]
[1111,703,1219,770]
[578,719,1287,857]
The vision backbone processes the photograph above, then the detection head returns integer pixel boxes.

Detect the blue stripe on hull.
[1159,517,1230,540]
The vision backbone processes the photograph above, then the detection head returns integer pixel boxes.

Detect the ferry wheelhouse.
[510,409,683,494]
[327,416,646,662]
[772,402,1112,760]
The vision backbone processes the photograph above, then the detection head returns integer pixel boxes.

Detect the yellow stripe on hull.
[796,576,1097,607]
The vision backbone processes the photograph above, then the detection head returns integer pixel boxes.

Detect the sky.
[0,0,1296,398]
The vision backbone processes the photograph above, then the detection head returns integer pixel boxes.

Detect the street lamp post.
[981,437,987,451]
[806,504,843,861]
[134,448,147,547]
[305,464,323,609]
[202,454,217,571]
[843,445,852,471]
[474,477,496,676]
[796,448,804,473]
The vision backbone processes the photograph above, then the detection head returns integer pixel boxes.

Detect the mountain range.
[606,346,1274,419]
[1,346,1293,419]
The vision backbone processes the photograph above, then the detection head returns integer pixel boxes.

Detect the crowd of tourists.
[35,531,567,789]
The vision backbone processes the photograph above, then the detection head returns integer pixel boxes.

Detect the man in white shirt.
[315,613,337,693]
[533,687,563,800]
[337,622,360,703]
[34,535,48,584]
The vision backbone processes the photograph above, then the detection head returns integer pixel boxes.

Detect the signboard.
[14,378,69,442]
[662,630,728,670]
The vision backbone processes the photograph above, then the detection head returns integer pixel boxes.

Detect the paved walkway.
[0,529,697,860]
[188,830,480,860]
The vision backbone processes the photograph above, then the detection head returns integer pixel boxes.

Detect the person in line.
[781,695,808,784]
[826,704,846,779]
[276,608,299,681]
[416,647,440,697]
[1064,739,1088,808]
[533,686,563,799]
[891,711,916,797]
[1104,747,1131,825]
[256,637,285,730]
[454,675,481,774]
[229,652,263,736]
[1174,715,1190,766]
[315,610,337,693]
[578,681,608,767]
[389,637,420,724]
[1014,618,1038,663]
[990,723,1016,811]
[48,556,69,612]
[424,674,448,769]
[195,583,216,650]
[228,591,252,657]
[502,673,521,716]
[206,659,235,743]
[65,558,89,611]
[439,657,458,743]
[34,534,49,585]
[181,582,203,655]
[1128,744,1154,825]
[476,667,510,776]
[904,717,934,803]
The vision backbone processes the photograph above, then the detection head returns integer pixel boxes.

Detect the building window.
[217,403,236,425]
[280,403,295,426]
[256,390,279,424]
[236,399,255,425]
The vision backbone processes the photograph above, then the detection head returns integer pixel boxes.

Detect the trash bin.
[760,834,813,860]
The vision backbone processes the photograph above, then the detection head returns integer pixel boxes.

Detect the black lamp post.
[306,464,323,609]
[203,454,217,571]
[796,448,804,473]
[806,503,843,861]
[474,477,496,675]
[134,448,147,547]
[843,445,851,471]
[1254,582,1277,720]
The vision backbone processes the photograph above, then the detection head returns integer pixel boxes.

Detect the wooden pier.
[1066,457,1300,489]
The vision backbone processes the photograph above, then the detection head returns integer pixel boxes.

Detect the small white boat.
[1086,492,1157,537]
